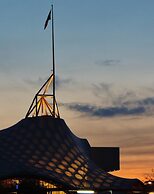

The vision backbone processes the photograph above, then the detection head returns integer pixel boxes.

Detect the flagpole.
[51,4,56,117]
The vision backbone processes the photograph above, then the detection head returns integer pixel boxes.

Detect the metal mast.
[51,4,56,118]
[25,5,60,118]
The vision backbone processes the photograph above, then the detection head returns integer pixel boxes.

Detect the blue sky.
[0,0,154,180]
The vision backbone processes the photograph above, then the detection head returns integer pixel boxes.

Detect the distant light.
[16,184,19,190]
[149,192,154,194]
[77,190,94,194]
[148,181,152,185]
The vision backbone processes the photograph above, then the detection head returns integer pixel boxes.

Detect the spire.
[26,5,60,118]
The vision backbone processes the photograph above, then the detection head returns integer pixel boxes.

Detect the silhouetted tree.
[144,169,154,181]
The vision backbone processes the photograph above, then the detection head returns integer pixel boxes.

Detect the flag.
[44,10,51,30]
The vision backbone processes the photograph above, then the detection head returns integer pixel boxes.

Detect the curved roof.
[0,116,143,191]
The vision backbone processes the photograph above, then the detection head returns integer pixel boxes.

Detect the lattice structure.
[0,116,143,192]
[26,5,59,118]
[26,74,60,118]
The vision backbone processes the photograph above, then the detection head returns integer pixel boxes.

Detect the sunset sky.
[0,0,154,181]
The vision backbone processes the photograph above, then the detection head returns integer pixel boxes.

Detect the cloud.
[64,94,154,118]
[24,76,47,86]
[66,103,145,117]
[56,76,74,89]
[24,75,74,90]
[96,59,120,66]
[92,82,113,98]
[122,97,154,116]
[92,82,154,107]
[92,82,137,107]
[137,97,154,106]
[59,80,154,118]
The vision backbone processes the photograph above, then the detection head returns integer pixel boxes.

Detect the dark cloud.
[92,82,154,109]
[66,95,154,117]
[61,80,154,117]
[122,97,154,115]
[137,97,154,106]
[96,59,120,66]
[67,103,145,117]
